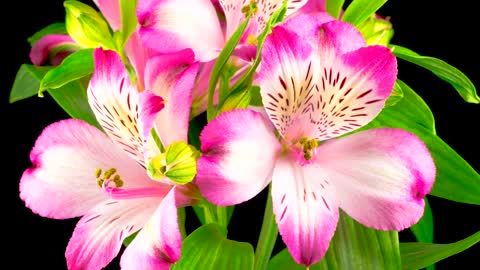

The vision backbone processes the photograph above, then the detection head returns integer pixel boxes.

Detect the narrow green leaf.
[172,223,254,270]
[27,22,67,47]
[119,0,138,47]
[9,64,52,103]
[400,230,480,270]
[326,0,345,19]
[390,44,479,104]
[421,133,480,204]
[207,14,251,121]
[362,80,480,204]
[267,211,401,270]
[217,86,251,114]
[47,80,100,128]
[410,197,434,243]
[40,48,94,91]
[341,0,388,27]
[221,0,288,109]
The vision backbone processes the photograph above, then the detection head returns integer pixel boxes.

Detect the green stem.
[254,184,278,270]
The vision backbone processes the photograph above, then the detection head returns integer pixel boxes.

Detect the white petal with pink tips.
[272,156,339,266]
[137,0,224,62]
[66,197,162,270]
[121,187,183,269]
[315,128,436,230]
[88,49,147,166]
[196,109,282,206]
[19,119,152,219]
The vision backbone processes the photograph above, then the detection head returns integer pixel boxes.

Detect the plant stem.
[254,184,278,270]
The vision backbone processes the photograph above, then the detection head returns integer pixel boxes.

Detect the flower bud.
[147,142,200,184]
[357,14,394,46]
[64,0,116,49]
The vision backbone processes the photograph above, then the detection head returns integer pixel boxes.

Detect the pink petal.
[92,0,121,30]
[315,128,436,231]
[282,13,335,46]
[88,48,147,166]
[19,119,150,219]
[66,197,163,270]
[196,109,281,206]
[258,25,321,141]
[315,20,366,56]
[219,0,249,40]
[310,39,397,140]
[120,187,184,269]
[272,156,339,266]
[137,0,224,62]
[124,30,151,90]
[144,49,199,146]
[29,34,78,66]
[191,60,216,117]
[295,0,326,14]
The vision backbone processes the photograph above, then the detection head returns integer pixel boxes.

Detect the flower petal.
[19,119,150,219]
[66,197,163,270]
[310,21,397,140]
[88,48,147,166]
[29,34,78,66]
[137,0,224,62]
[258,25,321,141]
[315,128,436,231]
[120,187,184,269]
[92,0,121,30]
[272,156,339,266]
[196,109,281,206]
[144,49,199,146]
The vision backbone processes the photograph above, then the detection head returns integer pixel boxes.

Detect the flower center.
[95,167,123,188]
[288,137,319,166]
[95,167,168,200]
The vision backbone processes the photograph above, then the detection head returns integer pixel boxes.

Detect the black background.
[3,0,479,269]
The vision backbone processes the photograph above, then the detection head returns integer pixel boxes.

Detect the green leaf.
[172,223,254,270]
[217,85,252,114]
[47,80,100,128]
[421,133,480,204]
[341,0,388,27]
[28,22,68,47]
[390,44,479,104]
[9,64,52,103]
[220,0,288,110]
[410,197,433,244]
[39,48,94,92]
[119,0,138,47]
[267,211,401,270]
[363,80,480,204]
[400,230,480,270]
[326,0,345,19]
[362,79,435,133]
[385,81,404,107]
[207,14,251,121]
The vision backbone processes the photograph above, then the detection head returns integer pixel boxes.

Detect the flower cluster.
[11,0,479,269]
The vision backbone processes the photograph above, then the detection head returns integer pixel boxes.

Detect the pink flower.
[20,48,200,269]
[195,13,436,266]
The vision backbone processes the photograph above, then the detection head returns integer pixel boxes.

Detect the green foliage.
[342,0,388,27]
[390,44,479,104]
[267,211,401,270]
[172,223,254,270]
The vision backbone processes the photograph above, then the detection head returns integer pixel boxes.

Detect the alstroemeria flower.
[30,34,83,66]
[195,14,436,266]
[20,48,200,270]
[136,0,309,62]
